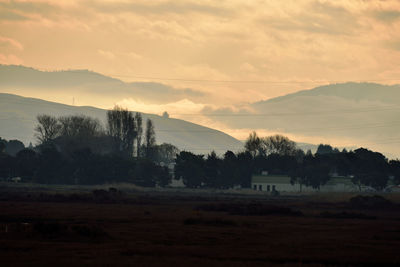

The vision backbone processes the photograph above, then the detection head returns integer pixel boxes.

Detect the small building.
[9,177,22,183]
[251,174,361,193]
[169,177,185,188]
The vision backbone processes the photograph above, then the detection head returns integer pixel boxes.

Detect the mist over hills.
[1,65,399,158]
[254,82,400,105]
[212,82,400,158]
[0,65,205,107]
[0,93,243,154]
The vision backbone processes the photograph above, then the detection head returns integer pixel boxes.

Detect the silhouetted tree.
[290,154,330,191]
[245,131,262,157]
[0,152,13,178]
[133,159,171,187]
[0,139,6,154]
[144,119,156,160]
[262,135,297,156]
[155,166,172,187]
[175,151,205,188]
[390,160,400,185]
[264,154,298,175]
[35,114,61,144]
[55,115,106,156]
[154,143,179,164]
[34,144,68,184]
[204,151,223,188]
[351,148,389,190]
[294,148,306,163]
[4,139,25,156]
[135,112,143,158]
[316,144,334,155]
[59,115,103,138]
[221,151,240,187]
[335,151,354,176]
[15,149,37,180]
[133,159,156,187]
[107,106,136,157]
[236,151,254,187]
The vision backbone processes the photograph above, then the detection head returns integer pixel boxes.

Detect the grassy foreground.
[0,183,400,266]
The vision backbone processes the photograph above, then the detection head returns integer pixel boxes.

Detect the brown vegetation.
[1,188,400,266]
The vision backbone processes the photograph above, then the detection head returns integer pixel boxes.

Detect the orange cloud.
[1,0,400,156]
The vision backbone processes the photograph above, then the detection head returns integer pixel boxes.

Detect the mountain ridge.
[1,65,400,158]
[253,82,400,106]
[210,83,400,158]
[0,92,243,154]
[0,65,205,107]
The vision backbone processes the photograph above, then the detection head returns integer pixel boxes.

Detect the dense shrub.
[196,202,303,217]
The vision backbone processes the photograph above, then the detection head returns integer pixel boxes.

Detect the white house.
[10,177,22,183]
[251,174,361,193]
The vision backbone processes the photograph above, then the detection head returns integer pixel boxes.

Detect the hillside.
[0,93,243,154]
[254,82,400,105]
[0,65,205,108]
[1,65,399,158]
[209,82,400,158]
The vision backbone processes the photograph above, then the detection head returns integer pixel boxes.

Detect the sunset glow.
[1,0,400,155]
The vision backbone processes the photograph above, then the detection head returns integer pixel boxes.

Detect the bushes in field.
[195,202,304,217]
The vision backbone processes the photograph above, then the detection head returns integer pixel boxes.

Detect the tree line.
[173,132,400,191]
[1,114,399,190]
[0,107,178,186]
[244,132,400,190]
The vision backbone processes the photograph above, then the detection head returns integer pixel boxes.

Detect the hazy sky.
[1,0,400,148]
[1,0,400,99]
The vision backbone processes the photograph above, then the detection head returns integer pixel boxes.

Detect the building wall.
[251,181,360,193]
[251,182,314,192]
[169,177,185,187]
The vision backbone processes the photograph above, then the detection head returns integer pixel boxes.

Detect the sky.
[1,0,400,150]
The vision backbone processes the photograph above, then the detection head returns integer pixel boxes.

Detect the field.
[1,183,400,266]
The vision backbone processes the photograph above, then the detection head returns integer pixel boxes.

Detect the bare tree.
[135,112,143,157]
[154,143,179,164]
[34,115,61,144]
[121,109,136,156]
[244,131,263,157]
[59,115,103,138]
[107,106,136,157]
[144,118,156,159]
[262,135,297,156]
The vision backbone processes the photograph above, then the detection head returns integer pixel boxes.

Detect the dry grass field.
[0,184,400,266]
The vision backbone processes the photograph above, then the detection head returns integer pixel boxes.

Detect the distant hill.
[1,65,399,158]
[0,93,243,154]
[0,65,205,108]
[209,82,400,158]
[254,82,400,105]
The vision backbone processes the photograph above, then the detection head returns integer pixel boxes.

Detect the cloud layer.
[1,0,400,101]
[1,0,400,153]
